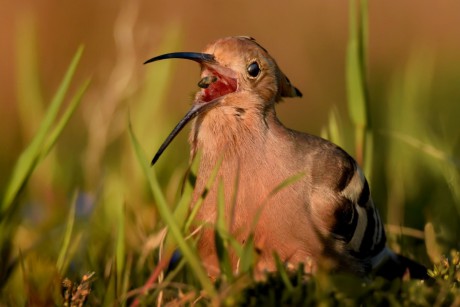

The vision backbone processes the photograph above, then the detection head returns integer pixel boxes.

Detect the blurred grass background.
[1,0,460,305]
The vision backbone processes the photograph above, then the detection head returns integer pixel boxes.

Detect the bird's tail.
[372,248,428,280]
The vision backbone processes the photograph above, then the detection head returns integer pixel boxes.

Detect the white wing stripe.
[349,205,368,251]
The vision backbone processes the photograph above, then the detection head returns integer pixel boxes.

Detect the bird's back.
[267,125,388,274]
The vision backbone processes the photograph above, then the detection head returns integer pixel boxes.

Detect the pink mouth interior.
[201,70,237,102]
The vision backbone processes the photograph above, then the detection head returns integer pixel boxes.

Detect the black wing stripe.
[332,197,359,243]
[358,206,376,255]
[357,179,370,207]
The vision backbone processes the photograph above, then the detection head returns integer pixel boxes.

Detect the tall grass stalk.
[1,46,86,214]
[128,124,216,297]
[346,0,372,174]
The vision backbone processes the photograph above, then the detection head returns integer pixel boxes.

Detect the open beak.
[144,52,234,165]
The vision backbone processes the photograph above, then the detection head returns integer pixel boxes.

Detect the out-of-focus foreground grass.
[1,1,460,305]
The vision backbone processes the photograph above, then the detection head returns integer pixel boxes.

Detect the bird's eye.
[247,61,260,78]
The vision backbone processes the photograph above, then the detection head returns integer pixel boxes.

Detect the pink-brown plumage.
[145,36,427,280]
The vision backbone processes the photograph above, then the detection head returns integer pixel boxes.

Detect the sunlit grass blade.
[327,107,343,146]
[128,123,216,297]
[230,172,307,278]
[321,107,347,150]
[171,153,199,233]
[238,234,255,275]
[248,172,306,234]
[184,155,222,232]
[363,130,373,180]
[267,172,305,199]
[215,181,234,282]
[1,46,85,214]
[273,253,294,293]
[159,168,195,274]
[346,0,370,165]
[174,179,194,230]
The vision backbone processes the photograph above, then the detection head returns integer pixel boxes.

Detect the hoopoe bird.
[145,36,426,279]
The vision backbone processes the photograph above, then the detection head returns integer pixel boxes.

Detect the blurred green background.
[1,0,460,304]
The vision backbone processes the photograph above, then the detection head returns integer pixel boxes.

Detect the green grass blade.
[56,192,77,274]
[120,254,133,307]
[216,181,226,237]
[41,78,91,159]
[238,234,255,275]
[1,45,85,213]
[159,171,195,265]
[346,0,369,165]
[268,172,305,198]
[128,123,216,297]
[274,253,294,292]
[346,0,368,128]
[172,166,195,232]
[248,173,305,233]
[184,156,222,231]
[161,166,195,271]
[149,258,187,301]
[346,0,364,126]
[325,107,344,147]
[134,24,182,146]
[116,202,126,296]
[215,181,234,282]
[384,131,460,169]
[364,130,373,180]
[16,13,44,136]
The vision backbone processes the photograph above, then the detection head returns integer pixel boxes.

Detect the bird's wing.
[302,137,387,273]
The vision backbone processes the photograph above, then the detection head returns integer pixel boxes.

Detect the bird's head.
[145,36,302,165]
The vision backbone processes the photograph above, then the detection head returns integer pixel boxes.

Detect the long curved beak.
[144,52,217,165]
[151,101,220,165]
[144,52,215,65]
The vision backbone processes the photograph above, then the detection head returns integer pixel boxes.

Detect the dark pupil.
[247,62,260,77]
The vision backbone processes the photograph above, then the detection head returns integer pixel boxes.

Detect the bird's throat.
[198,68,238,103]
